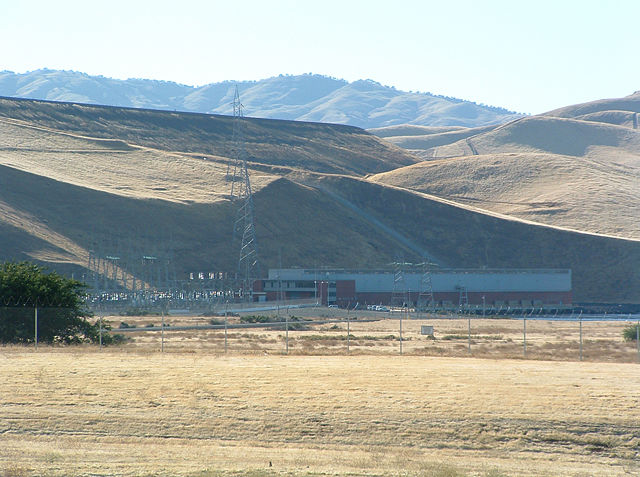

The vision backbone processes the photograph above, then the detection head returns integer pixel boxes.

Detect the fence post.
[468,314,471,353]
[285,314,289,355]
[347,313,350,354]
[161,310,165,353]
[579,315,583,361]
[637,320,639,364]
[523,316,527,358]
[99,314,103,349]
[224,314,228,354]
[34,306,38,350]
[399,308,403,355]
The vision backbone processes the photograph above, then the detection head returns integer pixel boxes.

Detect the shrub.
[101,332,130,345]
[120,307,160,316]
[240,315,272,323]
[240,314,311,330]
[623,324,639,341]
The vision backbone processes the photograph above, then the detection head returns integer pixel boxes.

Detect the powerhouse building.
[258,268,572,308]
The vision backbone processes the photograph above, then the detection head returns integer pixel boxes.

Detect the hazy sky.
[2,0,638,114]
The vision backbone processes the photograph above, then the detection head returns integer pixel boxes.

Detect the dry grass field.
[1,338,639,477]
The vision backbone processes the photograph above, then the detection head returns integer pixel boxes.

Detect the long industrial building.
[256,268,572,309]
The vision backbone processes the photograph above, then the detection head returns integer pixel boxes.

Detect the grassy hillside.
[367,124,466,137]
[0,118,273,203]
[0,164,414,276]
[545,90,640,118]
[310,175,640,303]
[434,116,640,158]
[0,97,638,302]
[373,110,640,241]
[0,97,417,176]
[575,110,638,128]
[371,152,640,240]
[369,125,497,159]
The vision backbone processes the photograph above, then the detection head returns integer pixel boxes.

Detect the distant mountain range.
[0,69,523,128]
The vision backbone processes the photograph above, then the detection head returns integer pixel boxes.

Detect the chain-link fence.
[2,305,639,363]
[92,308,640,362]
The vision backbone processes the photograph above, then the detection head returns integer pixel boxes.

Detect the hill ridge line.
[0,71,523,128]
[0,95,369,132]
[365,179,640,243]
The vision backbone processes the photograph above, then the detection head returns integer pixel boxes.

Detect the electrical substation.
[79,87,574,313]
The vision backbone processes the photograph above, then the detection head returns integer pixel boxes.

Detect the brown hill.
[369,125,497,160]
[434,116,640,159]
[544,91,640,118]
[575,110,638,129]
[0,163,411,275]
[0,159,637,303]
[371,112,639,240]
[0,97,638,302]
[313,174,640,303]
[370,152,640,240]
[367,124,466,137]
[0,96,417,176]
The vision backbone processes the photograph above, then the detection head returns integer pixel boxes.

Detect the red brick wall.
[355,291,571,306]
[336,280,356,306]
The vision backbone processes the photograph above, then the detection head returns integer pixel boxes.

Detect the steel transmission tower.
[227,86,259,300]
[390,257,409,309]
[417,258,436,313]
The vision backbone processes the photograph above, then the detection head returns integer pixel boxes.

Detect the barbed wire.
[0,296,80,307]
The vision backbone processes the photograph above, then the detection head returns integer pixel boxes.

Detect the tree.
[0,262,100,344]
